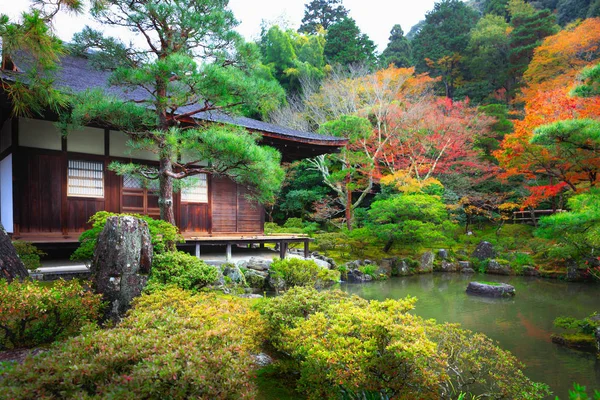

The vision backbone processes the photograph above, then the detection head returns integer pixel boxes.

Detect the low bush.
[269,258,340,290]
[71,211,183,262]
[0,289,264,399]
[0,280,102,350]
[146,251,219,292]
[358,264,377,278]
[258,287,550,400]
[12,241,46,271]
[554,313,600,335]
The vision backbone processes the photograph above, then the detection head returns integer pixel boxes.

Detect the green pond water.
[338,273,600,399]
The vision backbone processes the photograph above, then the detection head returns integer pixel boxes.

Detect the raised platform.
[12,232,313,261]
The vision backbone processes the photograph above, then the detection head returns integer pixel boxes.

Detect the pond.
[338,273,600,399]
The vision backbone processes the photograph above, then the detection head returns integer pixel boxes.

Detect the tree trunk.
[0,224,29,282]
[159,157,176,225]
[383,239,394,253]
[345,178,352,230]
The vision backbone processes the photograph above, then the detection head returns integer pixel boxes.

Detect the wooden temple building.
[0,53,346,258]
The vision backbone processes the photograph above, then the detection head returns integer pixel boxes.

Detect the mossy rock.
[551,333,597,352]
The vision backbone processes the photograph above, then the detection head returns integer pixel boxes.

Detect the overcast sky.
[4,0,439,52]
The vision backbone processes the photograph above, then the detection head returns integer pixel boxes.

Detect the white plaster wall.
[68,126,105,155]
[0,154,13,233]
[180,150,208,166]
[0,119,11,153]
[109,131,157,161]
[19,118,62,150]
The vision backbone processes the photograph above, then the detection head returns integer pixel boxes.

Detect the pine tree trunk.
[0,224,29,282]
[345,177,352,230]
[159,157,176,225]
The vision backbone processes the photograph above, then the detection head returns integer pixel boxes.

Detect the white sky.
[3,0,439,52]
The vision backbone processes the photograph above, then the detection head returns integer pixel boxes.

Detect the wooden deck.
[12,232,313,260]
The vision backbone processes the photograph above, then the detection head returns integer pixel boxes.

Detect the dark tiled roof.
[5,53,345,146]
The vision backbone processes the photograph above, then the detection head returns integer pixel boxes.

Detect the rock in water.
[91,216,153,322]
[472,241,496,260]
[466,281,515,298]
[0,223,29,282]
[419,252,435,273]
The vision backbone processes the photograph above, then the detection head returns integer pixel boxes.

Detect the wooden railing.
[512,209,565,225]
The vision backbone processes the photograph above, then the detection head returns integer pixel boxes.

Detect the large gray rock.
[222,264,246,285]
[595,327,600,353]
[438,249,449,260]
[439,261,459,272]
[458,261,472,271]
[91,216,153,322]
[466,282,515,298]
[419,252,435,273]
[0,224,28,282]
[472,241,496,260]
[487,260,512,275]
[244,269,267,289]
[346,269,373,283]
[238,257,272,272]
[521,266,541,277]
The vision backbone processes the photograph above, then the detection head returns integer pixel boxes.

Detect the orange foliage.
[495,19,600,206]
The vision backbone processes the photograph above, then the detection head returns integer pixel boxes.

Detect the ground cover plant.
[269,258,340,290]
[0,288,264,399]
[0,279,102,350]
[11,242,46,271]
[145,251,219,293]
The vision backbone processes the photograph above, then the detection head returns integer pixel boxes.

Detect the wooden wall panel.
[237,185,263,233]
[67,198,105,232]
[211,177,264,234]
[211,177,237,233]
[180,203,209,233]
[16,151,63,233]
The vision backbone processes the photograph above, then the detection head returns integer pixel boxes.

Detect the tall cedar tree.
[508,6,557,100]
[324,17,376,67]
[380,25,413,68]
[64,0,286,224]
[298,0,348,34]
[411,0,480,98]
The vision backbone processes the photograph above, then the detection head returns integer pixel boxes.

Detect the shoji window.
[181,174,208,203]
[67,160,104,198]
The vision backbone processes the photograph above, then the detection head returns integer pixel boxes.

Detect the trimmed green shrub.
[71,211,183,262]
[269,258,340,289]
[146,251,219,292]
[12,241,46,271]
[0,289,264,399]
[0,280,103,350]
[258,287,550,400]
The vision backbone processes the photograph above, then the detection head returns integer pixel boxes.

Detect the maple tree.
[495,19,600,207]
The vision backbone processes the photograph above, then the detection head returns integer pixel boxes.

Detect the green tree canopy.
[411,0,480,98]
[323,17,376,67]
[379,24,413,68]
[64,0,286,223]
[298,0,348,34]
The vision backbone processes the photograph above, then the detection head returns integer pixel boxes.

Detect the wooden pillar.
[279,241,287,259]
[304,240,310,259]
[226,244,232,262]
[195,243,201,259]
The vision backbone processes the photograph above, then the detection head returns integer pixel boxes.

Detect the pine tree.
[298,0,348,34]
[324,17,376,67]
[380,25,413,68]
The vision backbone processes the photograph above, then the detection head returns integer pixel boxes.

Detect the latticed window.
[67,160,104,198]
[123,174,159,190]
[181,174,208,203]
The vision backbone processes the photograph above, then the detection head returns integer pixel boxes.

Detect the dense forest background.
[245,0,600,271]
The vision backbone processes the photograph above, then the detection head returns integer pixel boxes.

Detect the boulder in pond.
[91,216,153,322]
[439,260,459,272]
[394,260,412,276]
[222,264,246,285]
[487,259,512,275]
[438,249,449,260]
[419,252,435,273]
[472,241,496,260]
[521,266,541,277]
[244,269,267,289]
[466,281,515,298]
[346,268,373,283]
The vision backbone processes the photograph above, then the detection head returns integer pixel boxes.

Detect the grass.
[477,281,504,286]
